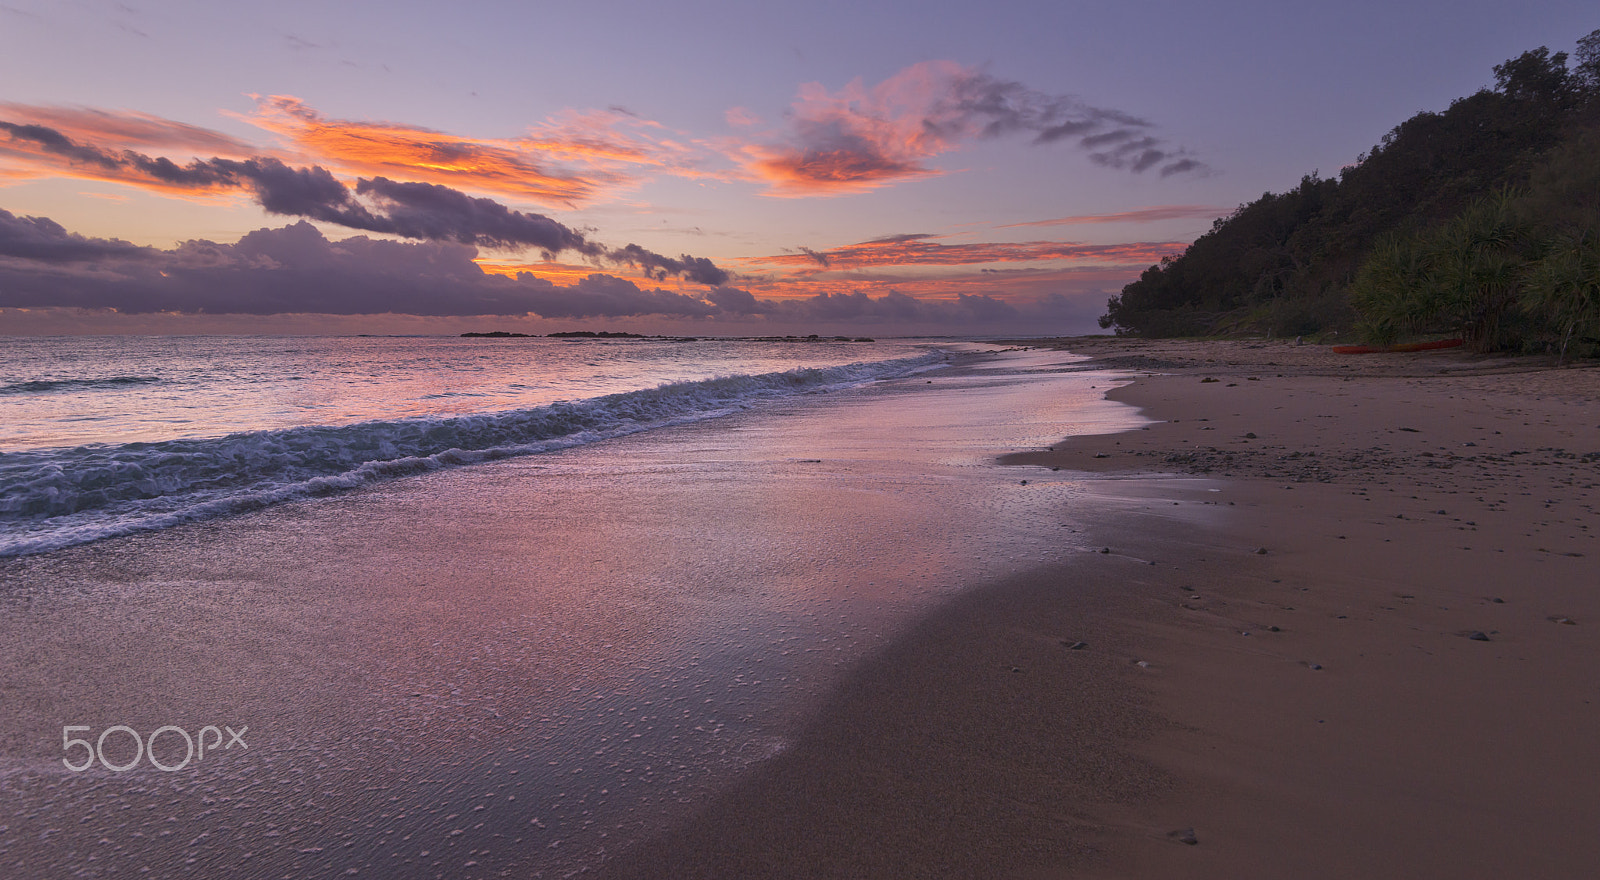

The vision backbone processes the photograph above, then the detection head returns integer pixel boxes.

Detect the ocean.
[0,336,1143,878]
[0,335,944,557]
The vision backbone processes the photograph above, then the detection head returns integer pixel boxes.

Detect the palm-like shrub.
[1523,230,1600,363]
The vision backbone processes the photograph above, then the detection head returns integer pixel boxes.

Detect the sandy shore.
[598,339,1600,879]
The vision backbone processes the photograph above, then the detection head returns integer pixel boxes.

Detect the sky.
[1,1,1595,336]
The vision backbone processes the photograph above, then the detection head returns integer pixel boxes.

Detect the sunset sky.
[2,0,1594,335]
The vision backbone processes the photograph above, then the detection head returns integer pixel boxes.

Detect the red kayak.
[1332,339,1464,354]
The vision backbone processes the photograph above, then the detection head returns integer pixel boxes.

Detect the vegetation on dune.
[1100,29,1600,360]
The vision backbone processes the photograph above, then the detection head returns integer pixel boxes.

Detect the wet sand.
[598,339,1600,879]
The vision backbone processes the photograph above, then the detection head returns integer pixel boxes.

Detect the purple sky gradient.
[1,0,1594,335]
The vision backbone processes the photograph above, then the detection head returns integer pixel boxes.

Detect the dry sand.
[597,339,1600,879]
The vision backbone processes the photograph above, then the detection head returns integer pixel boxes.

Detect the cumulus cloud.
[0,120,729,285]
[0,213,1093,329]
[0,216,714,317]
[741,61,1208,196]
[0,208,151,262]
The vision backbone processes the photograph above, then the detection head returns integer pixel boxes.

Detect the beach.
[3,339,1597,878]
[597,339,1600,878]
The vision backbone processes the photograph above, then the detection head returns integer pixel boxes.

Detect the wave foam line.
[0,353,944,557]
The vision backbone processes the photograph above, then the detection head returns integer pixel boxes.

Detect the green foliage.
[1522,229,1600,363]
[1347,234,1439,345]
[1101,27,1600,359]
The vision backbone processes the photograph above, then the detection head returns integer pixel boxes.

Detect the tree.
[1573,29,1600,95]
[1493,47,1572,108]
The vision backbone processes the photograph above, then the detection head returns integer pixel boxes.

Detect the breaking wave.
[0,353,943,556]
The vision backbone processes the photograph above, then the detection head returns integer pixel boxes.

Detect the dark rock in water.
[1168,828,1199,846]
[1468,631,1491,641]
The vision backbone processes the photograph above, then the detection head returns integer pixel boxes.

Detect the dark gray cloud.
[0,121,731,285]
[0,209,151,262]
[942,72,1206,177]
[0,214,1076,328]
[796,247,831,268]
[0,218,716,317]
[351,176,596,255]
[603,243,731,286]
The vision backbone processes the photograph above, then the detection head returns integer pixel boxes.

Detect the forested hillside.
[1101,30,1600,359]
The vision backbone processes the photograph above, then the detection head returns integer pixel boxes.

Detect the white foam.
[0,354,944,556]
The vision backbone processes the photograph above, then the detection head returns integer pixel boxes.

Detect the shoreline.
[599,338,1600,878]
[0,349,1132,879]
[3,339,1595,877]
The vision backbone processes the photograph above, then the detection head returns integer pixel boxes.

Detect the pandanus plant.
[1523,229,1600,364]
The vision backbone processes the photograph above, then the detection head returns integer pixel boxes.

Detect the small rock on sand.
[1167,828,1199,846]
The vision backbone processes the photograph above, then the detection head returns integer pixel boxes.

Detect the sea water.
[0,335,943,556]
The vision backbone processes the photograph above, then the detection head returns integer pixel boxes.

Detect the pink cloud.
[997,205,1228,229]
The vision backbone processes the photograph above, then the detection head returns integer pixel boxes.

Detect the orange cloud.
[739,61,1206,197]
[516,109,724,182]
[748,234,1186,270]
[998,205,1228,228]
[735,62,971,197]
[246,96,610,206]
[0,103,259,156]
[0,104,259,195]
